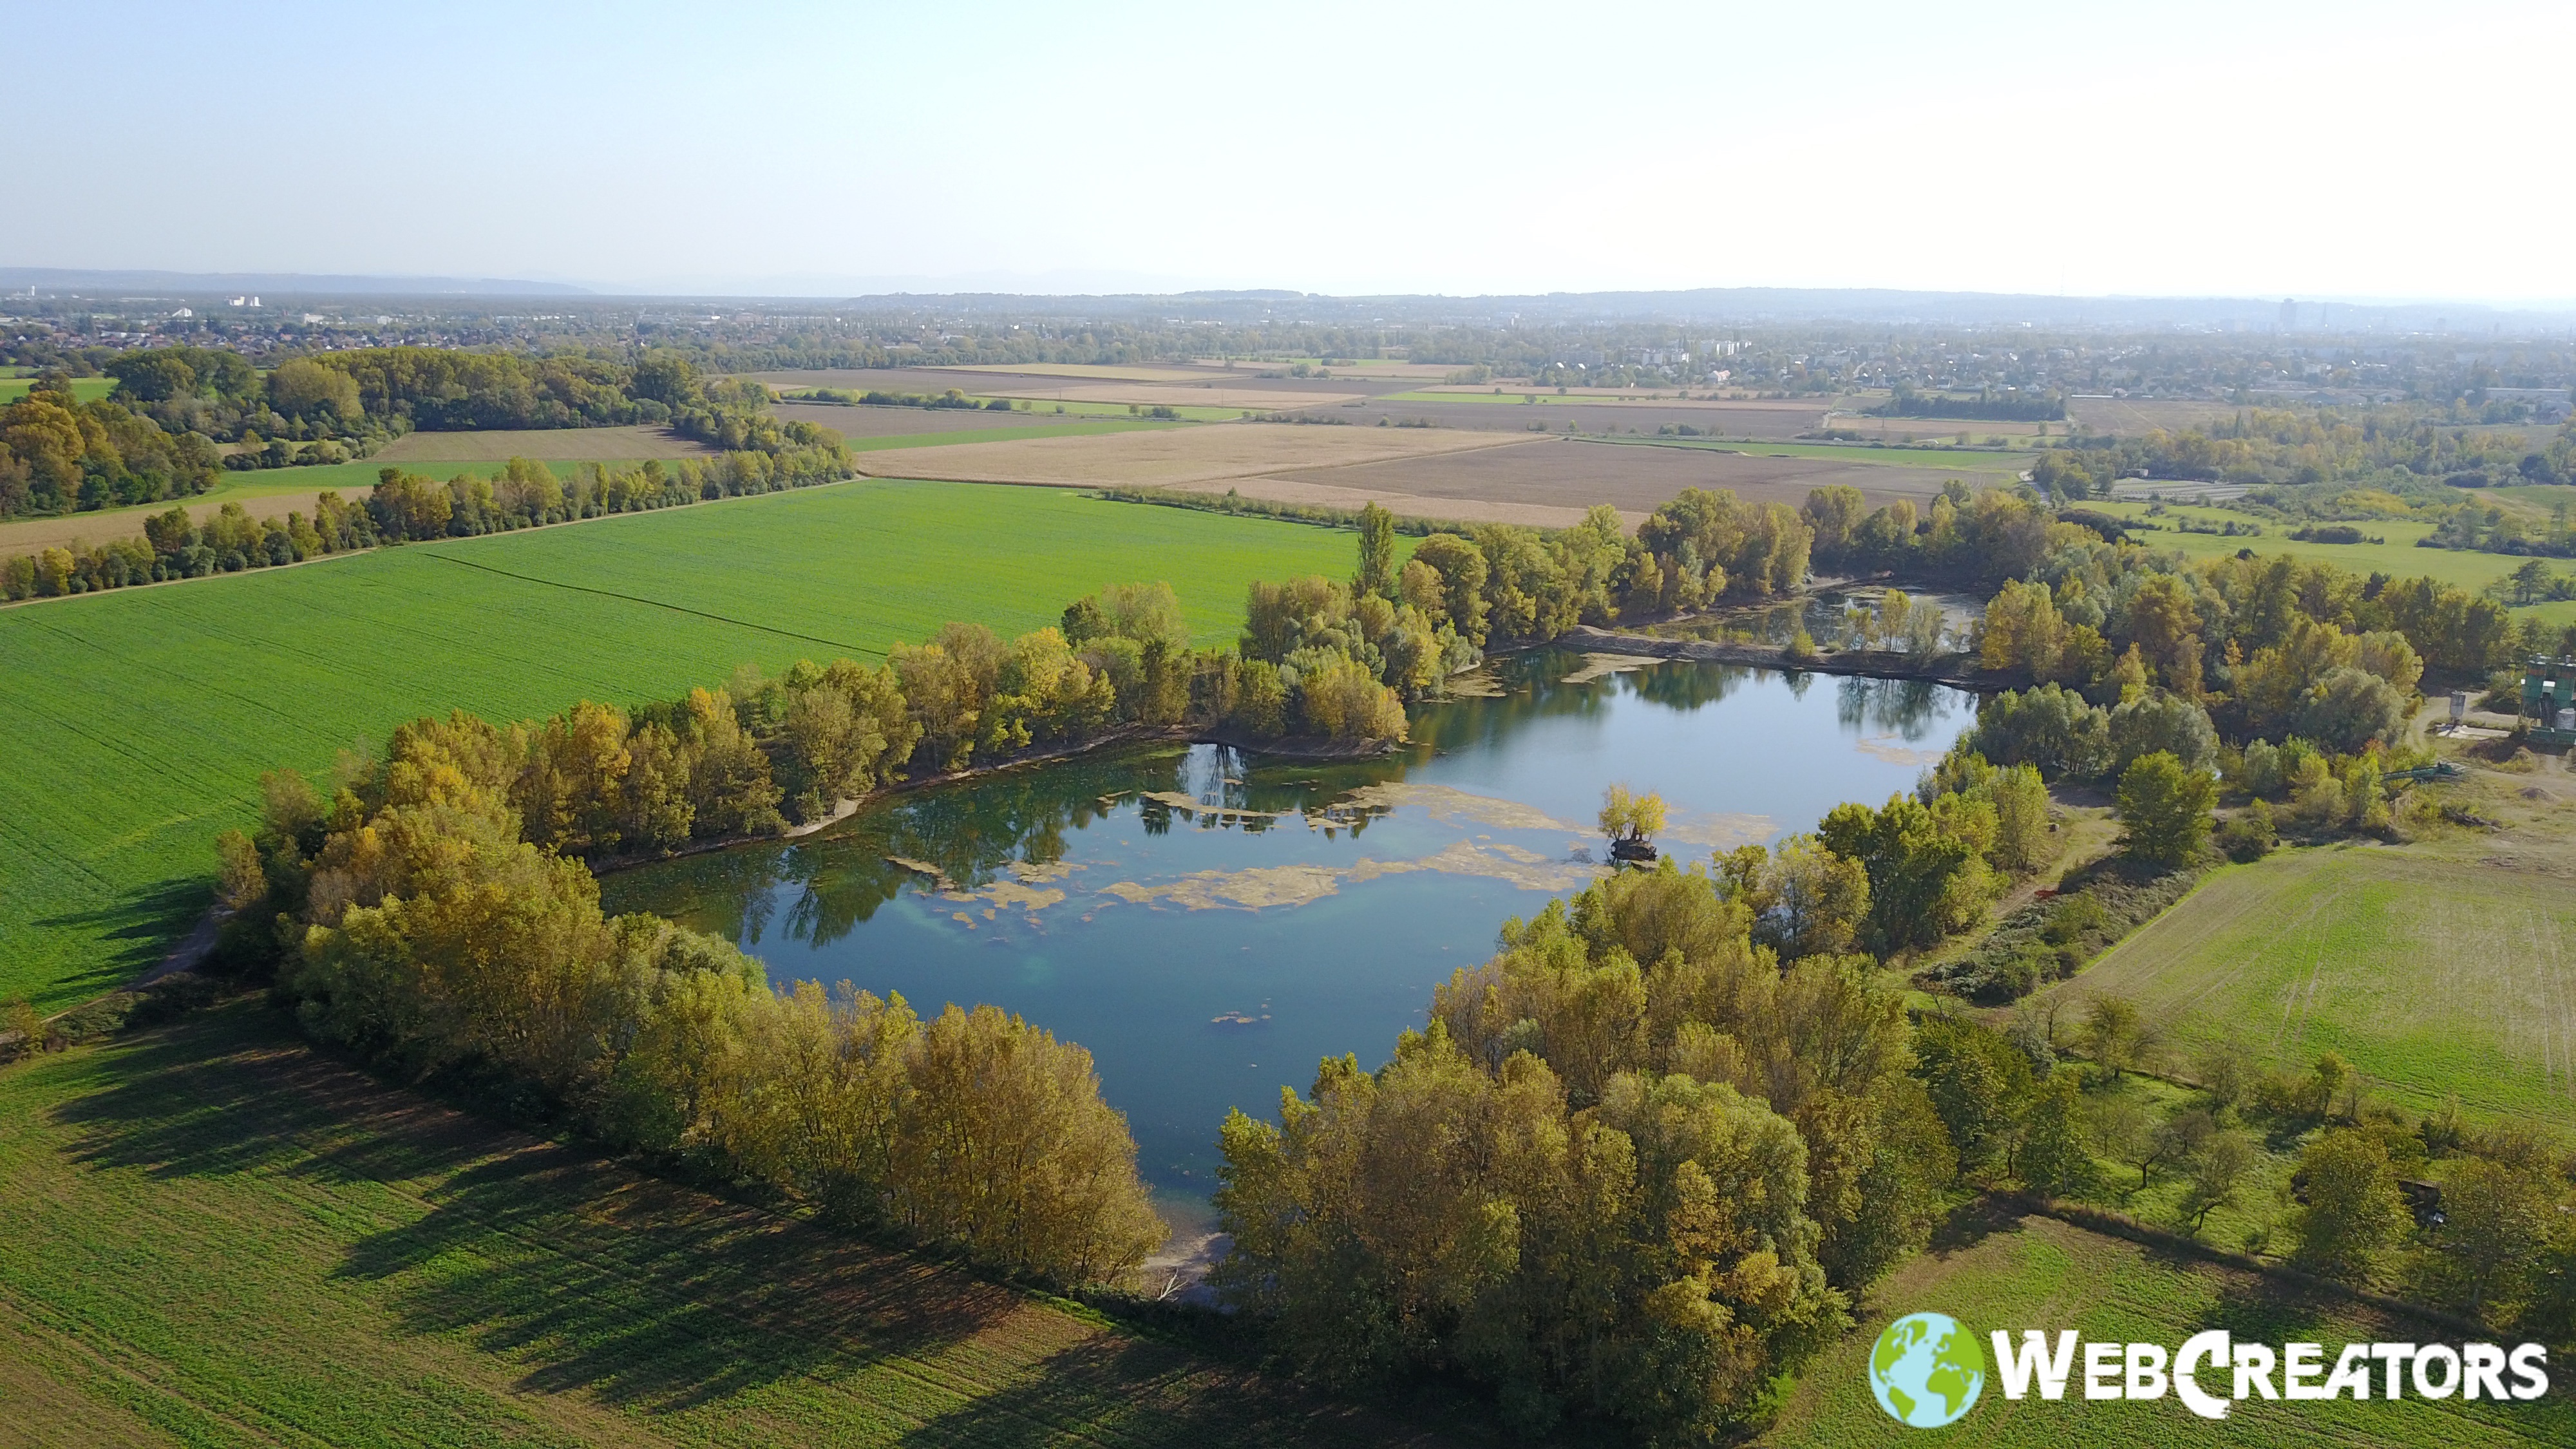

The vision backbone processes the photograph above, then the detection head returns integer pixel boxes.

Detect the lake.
[601,650,1978,1209]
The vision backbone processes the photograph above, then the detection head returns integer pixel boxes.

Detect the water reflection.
[601,652,1979,1197]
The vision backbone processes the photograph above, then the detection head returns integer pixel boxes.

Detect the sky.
[5,0,2571,302]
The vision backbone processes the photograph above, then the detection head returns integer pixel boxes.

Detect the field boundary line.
[417,553,883,658]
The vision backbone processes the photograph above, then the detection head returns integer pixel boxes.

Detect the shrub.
[2216,800,2276,862]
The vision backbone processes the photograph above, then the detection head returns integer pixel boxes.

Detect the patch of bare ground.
[0,488,337,556]
[853,422,1535,489]
[768,402,1104,437]
[375,425,716,462]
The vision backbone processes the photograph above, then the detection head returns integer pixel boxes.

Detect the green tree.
[1354,500,1396,598]
[2017,1073,2096,1197]
[2289,1128,2412,1282]
[2179,1130,2255,1234]
[2117,751,2215,866]
[2417,1159,2548,1321]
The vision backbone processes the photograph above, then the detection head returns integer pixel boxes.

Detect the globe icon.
[1868,1311,1985,1428]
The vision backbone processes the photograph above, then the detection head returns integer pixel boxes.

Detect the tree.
[2018,1073,2096,1197]
[2289,1128,2411,1282]
[1598,784,1667,847]
[1758,835,1870,959]
[2078,996,2154,1078]
[2117,752,2214,866]
[2108,691,2217,775]
[1968,685,2110,780]
[2179,1130,2255,1234]
[2418,1159,2547,1321]
[1354,500,1397,598]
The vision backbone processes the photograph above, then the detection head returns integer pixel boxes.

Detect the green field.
[0,1000,1434,1448]
[0,376,118,404]
[0,481,1367,1009]
[2038,846,2576,1127]
[2092,500,2545,603]
[1761,1208,2570,1447]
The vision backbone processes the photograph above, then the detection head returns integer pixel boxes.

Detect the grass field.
[0,999,1436,1448]
[1760,1208,2570,1447]
[0,481,1369,1010]
[2091,500,2539,602]
[2038,844,2576,1127]
[0,376,118,404]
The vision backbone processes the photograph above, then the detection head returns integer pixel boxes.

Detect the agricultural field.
[768,401,1171,439]
[0,480,1370,1009]
[2040,840,2576,1128]
[1265,435,1976,516]
[0,999,1437,1449]
[849,421,1529,489]
[2090,500,2540,603]
[373,425,714,463]
[0,459,562,559]
[1761,1208,2570,1447]
[2065,397,2249,435]
[0,375,117,404]
[1589,436,2036,475]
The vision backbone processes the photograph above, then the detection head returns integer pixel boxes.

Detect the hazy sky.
[7,0,2570,300]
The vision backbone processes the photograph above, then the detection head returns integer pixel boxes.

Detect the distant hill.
[0,267,589,298]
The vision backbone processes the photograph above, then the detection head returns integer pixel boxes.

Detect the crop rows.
[0,481,1363,1007]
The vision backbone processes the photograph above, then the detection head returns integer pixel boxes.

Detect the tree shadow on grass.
[27,875,210,1001]
[50,1001,1022,1414]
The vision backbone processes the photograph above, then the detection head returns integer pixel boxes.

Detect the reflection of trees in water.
[1628,662,1749,712]
[1410,649,1616,757]
[1835,675,1963,741]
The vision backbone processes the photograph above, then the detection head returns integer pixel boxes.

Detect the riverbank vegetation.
[220,693,1166,1285]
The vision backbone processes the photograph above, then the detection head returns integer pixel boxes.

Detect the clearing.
[0,481,1368,1009]
[2088,500,2545,611]
[1761,1206,2570,1447]
[0,999,1441,1449]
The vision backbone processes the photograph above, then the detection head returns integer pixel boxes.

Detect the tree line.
[1868,382,2065,421]
[219,717,1164,1287]
[4,450,856,601]
[2,345,847,521]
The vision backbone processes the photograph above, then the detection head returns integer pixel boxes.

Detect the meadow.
[1760,1208,2570,1447]
[0,1000,1437,1449]
[2038,843,2576,1128]
[0,375,117,404]
[2090,500,2541,603]
[0,481,1369,1009]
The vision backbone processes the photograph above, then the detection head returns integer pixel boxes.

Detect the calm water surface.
[601,652,1976,1206]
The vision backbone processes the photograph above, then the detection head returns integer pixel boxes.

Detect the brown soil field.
[1153,475,1643,531]
[977,382,1369,410]
[2065,396,2242,435]
[1823,413,2056,440]
[853,423,1531,488]
[376,426,714,462]
[769,402,1101,437]
[938,362,1213,383]
[1353,399,1832,439]
[0,489,337,556]
[1267,436,1965,515]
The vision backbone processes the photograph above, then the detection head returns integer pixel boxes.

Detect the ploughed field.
[0,1000,1437,1449]
[0,481,1365,1009]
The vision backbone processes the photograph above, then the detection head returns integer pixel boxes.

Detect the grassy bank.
[0,480,1363,1008]
[0,999,1435,1448]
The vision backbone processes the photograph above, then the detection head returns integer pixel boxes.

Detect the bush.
[2216,800,2277,862]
